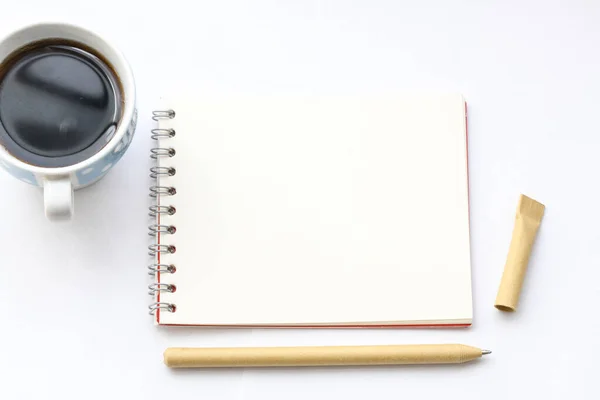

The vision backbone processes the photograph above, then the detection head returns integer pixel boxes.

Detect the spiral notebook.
[149,94,472,327]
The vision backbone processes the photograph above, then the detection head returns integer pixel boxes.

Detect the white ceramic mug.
[0,23,136,221]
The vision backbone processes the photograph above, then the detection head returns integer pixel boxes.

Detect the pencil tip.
[482,349,492,355]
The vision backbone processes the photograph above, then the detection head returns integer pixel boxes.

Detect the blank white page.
[154,94,472,326]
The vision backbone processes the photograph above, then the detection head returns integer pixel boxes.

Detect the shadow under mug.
[0,22,136,221]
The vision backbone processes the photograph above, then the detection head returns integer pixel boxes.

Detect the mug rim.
[0,22,136,176]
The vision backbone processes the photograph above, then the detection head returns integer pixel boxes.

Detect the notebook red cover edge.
[157,323,471,328]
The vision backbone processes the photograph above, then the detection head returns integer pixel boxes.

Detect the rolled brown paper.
[163,344,487,368]
[495,194,545,312]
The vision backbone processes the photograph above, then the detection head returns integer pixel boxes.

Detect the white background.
[0,1,598,399]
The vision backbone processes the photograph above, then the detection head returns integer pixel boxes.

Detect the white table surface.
[1,1,598,399]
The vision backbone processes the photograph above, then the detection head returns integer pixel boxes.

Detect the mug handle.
[43,178,74,221]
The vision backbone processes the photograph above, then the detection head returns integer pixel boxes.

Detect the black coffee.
[0,40,122,168]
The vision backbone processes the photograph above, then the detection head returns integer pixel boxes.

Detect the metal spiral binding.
[148,263,176,276]
[150,148,176,158]
[148,109,177,316]
[149,186,177,197]
[148,205,176,217]
[149,302,176,314]
[148,283,177,295]
[151,128,176,139]
[148,244,176,256]
[152,110,175,121]
[150,166,176,178]
[148,224,176,235]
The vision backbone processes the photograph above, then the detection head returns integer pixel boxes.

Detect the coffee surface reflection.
[0,43,121,167]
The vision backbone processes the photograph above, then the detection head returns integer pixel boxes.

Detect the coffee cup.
[0,22,136,220]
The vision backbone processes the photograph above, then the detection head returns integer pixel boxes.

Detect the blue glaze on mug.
[75,108,137,187]
[0,157,37,184]
[0,108,136,188]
